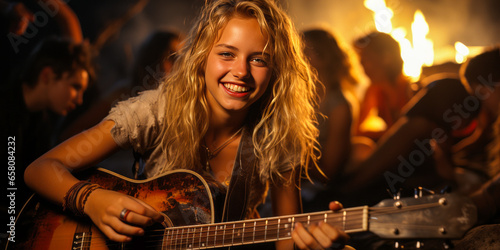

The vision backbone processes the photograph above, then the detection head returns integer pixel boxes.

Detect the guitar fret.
[214,226,218,246]
[241,222,246,244]
[277,218,280,241]
[206,226,210,248]
[222,224,226,246]
[267,218,278,240]
[343,210,346,231]
[264,220,268,241]
[283,218,292,238]
[232,223,235,246]
[221,225,225,247]
[175,228,179,249]
[182,228,186,249]
[253,221,256,243]
[191,227,195,249]
[164,229,170,250]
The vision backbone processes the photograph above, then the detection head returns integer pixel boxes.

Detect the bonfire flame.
[364,0,434,81]
[455,41,470,64]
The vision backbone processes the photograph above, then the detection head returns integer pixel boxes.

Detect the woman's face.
[204,16,272,116]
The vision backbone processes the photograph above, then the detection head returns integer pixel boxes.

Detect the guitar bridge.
[72,231,92,249]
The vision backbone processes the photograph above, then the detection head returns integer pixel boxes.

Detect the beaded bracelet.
[62,181,88,214]
[78,183,101,216]
[62,181,102,216]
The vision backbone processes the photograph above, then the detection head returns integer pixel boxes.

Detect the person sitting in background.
[443,50,500,249]
[353,31,414,142]
[302,27,359,181]
[341,47,500,250]
[345,47,500,203]
[1,36,94,213]
[57,30,183,143]
[1,0,84,85]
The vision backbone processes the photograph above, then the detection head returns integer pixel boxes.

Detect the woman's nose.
[231,58,249,79]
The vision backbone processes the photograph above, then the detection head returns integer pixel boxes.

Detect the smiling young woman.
[23,1,350,249]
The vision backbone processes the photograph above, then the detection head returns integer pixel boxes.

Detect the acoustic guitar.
[6,168,477,249]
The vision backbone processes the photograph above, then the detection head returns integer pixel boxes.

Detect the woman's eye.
[251,57,267,66]
[219,52,233,58]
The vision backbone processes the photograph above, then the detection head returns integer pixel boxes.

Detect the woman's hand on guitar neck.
[84,188,165,242]
[292,201,352,250]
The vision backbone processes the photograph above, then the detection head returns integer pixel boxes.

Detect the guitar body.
[8,168,222,250]
[7,168,478,250]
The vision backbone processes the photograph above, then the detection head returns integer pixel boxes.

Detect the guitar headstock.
[369,193,477,240]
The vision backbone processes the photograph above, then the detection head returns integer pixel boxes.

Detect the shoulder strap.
[221,128,257,222]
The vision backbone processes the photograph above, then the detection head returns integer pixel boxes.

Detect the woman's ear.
[38,66,56,85]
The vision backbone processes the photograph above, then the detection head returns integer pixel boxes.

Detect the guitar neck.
[162,206,368,249]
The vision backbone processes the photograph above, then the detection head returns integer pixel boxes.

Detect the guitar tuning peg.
[394,241,400,249]
[414,186,435,198]
[416,240,423,248]
[414,187,423,198]
[440,185,452,194]
[443,240,454,249]
[387,188,402,200]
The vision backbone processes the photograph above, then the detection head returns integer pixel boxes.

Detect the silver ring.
[119,208,130,221]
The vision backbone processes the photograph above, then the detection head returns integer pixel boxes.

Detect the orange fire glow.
[364,0,435,82]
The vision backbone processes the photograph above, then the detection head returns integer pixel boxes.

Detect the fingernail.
[334,201,343,208]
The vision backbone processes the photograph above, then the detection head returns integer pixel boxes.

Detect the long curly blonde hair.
[157,0,320,184]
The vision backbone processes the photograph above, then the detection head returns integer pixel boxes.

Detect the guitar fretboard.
[162,206,368,249]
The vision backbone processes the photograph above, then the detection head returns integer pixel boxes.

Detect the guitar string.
[63,203,443,248]
[59,213,368,248]
[143,202,440,237]
[66,223,442,249]
[64,213,440,247]
[47,205,442,248]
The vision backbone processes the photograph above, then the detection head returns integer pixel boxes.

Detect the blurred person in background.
[353,31,414,142]
[57,30,183,143]
[1,36,94,222]
[302,27,359,181]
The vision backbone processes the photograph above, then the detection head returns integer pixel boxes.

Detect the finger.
[317,222,349,248]
[309,223,333,248]
[291,223,308,249]
[105,215,145,237]
[121,210,159,227]
[329,201,344,211]
[99,223,133,242]
[292,222,322,249]
[120,198,163,225]
[114,206,154,227]
[132,197,165,223]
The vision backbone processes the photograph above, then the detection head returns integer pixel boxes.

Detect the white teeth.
[223,83,250,93]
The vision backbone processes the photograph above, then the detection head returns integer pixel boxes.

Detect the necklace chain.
[201,127,243,171]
